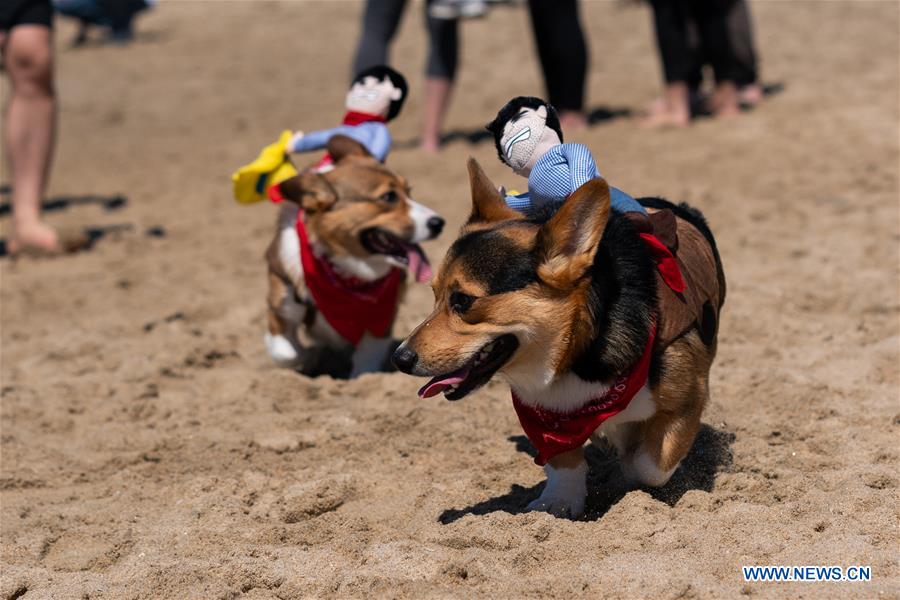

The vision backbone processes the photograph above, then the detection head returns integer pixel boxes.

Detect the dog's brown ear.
[536,178,611,289]
[466,158,521,224]
[277,172,336,213]
[327,134,372,163]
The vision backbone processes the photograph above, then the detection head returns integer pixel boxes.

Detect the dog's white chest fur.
[277,205,304,284]
[269,205,399,374]
[595,385,656,446]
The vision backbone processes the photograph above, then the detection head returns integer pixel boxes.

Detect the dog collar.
[512,323,657,466]
[294,210,402,347]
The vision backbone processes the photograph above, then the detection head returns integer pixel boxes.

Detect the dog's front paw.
[265,333,299,366]
[526,461,588,519]
[526,492,585,519]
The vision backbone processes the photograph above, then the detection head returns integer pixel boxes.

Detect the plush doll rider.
[485,96,647,219]
[485,96,686,301]
[288,65,408,171]
[232,65,408,205]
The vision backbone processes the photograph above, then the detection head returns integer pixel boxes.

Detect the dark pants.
[1,0,53,31]
[54,0,147,36]
[352,0,458,80]
[726,0,758,85]
[651,0,757,87]
[527,0,588,112]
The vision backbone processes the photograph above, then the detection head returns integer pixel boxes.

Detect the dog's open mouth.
[418,334,519,401]
[361,228,433,283]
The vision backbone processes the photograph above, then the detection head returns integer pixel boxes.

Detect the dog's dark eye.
[380,190,399,204]
[450,291,475,314]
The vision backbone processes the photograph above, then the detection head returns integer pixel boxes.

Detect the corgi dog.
[264,136,444,378]
[393,159,725,518]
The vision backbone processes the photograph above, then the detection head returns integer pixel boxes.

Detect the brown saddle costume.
[645,208,726,350]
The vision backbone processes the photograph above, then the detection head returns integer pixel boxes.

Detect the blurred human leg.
[527,0,587,130]
[728,0,762,106]
[352,0,407,78]
[53,0,106,45]
[2,22,60,253]
[421,78,452,153]
[644,0,691,127]
[421,5,457,152]
[692,0,741,117]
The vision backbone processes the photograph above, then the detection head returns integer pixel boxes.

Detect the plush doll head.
[486,96,563,177]
[346,66,409,121]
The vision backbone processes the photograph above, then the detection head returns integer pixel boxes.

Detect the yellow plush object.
[232,130,299,204]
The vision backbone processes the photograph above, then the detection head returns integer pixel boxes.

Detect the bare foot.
[8,221,60,254]
[6,222,92,256]
[419,137,441,154]
[739,83,763,108]
[641,83,690,129]
[641,98,690,129]
[559,110,587,132]
[711,82,741,118]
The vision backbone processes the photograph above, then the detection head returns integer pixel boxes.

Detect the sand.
[1,1,898,598]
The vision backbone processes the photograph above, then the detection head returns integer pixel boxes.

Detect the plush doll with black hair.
[486,96,646,218]
[288,65,409,170]
[233,66,408,204]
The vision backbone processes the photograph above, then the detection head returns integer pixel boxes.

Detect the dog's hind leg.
[621,408,702,487]
[621,330,711,487]
[264,270,306,367]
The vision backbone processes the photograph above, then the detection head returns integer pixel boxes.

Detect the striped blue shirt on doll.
[486,97,646,219]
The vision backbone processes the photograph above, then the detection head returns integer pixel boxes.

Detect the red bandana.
[512,324,657,466]
[292,208,403,347]
[510,229,683,465]
[341,111,387,126]
[312,111,387,171]
[639,233,685,293]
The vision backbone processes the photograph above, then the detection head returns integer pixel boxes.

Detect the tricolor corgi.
[393,159,725,518]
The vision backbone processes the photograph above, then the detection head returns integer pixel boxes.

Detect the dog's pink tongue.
[418,368,470,399]
[402,243,433,283]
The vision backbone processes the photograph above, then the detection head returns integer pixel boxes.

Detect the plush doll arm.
[504,192,534,215]
[558,143,645,214]
[557,143,600,192]
[609,188,647,214]
[289,123,392,162]
[321,122,391,161]
[289,126,350,153]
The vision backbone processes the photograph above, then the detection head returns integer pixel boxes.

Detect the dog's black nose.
[392,345,418,373]
[427,216,445,237]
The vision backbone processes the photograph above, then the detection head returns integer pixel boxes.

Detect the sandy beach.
[1,1,898,597]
